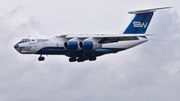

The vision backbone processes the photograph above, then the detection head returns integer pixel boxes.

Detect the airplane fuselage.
[14,35,147,62]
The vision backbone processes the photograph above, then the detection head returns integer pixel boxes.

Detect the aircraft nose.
[14,43,19,49]
[14,43,21,53]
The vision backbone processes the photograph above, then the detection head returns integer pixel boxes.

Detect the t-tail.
[123,7,172,35]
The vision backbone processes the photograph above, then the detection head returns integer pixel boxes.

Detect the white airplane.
[14,7,171,62]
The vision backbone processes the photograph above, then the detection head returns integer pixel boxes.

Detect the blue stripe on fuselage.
[35,47,126,57]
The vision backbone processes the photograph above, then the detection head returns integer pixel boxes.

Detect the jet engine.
[79,38,102,50]
[64,38,82,50]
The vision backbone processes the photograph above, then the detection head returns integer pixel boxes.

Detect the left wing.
[65,34,148,44]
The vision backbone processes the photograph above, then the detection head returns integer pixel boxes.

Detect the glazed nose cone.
[14,43,20,53]
[14,43,19,49]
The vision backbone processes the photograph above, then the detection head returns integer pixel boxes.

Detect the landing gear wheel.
[69,57,76,62]
[77,57,85,62]
[38,56,45,61]
[89,57,96,61]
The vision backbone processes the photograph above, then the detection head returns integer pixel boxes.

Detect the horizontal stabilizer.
[128,7,172,14]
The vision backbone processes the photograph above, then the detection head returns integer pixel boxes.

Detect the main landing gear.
[69,57,96,62]
[37,55,96,62]
[38,55,45,61]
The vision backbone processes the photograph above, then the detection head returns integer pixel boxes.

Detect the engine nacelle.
[64,41,78,50]
[79,41,102,50]
[64,38,82,50]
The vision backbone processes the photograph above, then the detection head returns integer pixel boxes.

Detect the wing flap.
[98,36,139,43]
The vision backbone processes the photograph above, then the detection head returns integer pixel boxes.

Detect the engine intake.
[79,41,93,50]
[79,41,102,50]
[64,41,78,50]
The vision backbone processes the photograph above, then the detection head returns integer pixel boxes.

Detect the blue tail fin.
[123,12,154,34]
[123,7,172,34]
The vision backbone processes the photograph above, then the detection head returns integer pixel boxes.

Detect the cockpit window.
[32,39,35,41]
[19,38,30,43]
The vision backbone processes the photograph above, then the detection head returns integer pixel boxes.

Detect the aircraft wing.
[65,34,150,44]
[97,36,139,43]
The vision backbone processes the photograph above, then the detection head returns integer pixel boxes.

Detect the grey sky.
[0,0,180,101]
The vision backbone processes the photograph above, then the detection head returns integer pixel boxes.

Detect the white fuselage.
[14,35,148,56]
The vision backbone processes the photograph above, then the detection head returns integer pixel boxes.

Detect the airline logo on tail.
[133,21,148,28]
[123,6,171,34]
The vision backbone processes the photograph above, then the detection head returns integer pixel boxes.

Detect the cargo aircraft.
[14,7,171,62]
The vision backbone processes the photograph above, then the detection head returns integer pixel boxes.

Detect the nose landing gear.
[38,55,45,61]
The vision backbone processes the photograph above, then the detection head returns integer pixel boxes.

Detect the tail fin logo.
[133,21,148,28]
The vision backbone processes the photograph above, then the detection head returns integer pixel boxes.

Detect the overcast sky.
[0,0,180,101]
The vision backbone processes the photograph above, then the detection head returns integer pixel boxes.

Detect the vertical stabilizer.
[123,7,172,34]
